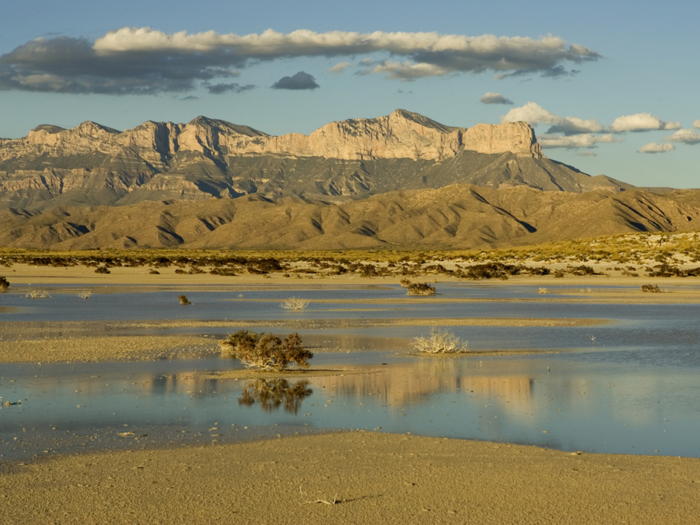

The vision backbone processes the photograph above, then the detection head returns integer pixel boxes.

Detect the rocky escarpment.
[0,109,541,163]
[0,109,628,212]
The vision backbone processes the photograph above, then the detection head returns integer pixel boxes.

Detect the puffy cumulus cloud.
[694,120,700,129]
[480,92,512,105]
[639,142,675,154]
[0,27,601,94]
[609,113,681,133]
[328,62,353,73]
[538,133,619,149]
[663,129,700,145]
[271,71,319,90]
[206,82,255,94]
[500,102,603,135]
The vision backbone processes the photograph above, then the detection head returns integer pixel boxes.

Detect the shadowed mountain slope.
[1,185,697,250]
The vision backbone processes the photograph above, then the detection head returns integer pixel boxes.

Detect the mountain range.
[0,109,697,250]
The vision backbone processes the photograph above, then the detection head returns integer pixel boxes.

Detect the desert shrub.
[645,263,700,277]
[526,266,551,276]
[149,269,160,275]
[359,264,382,278]
[95,266,110,274]
[539,287,547,294]
[220,330,313,371]
[329,265,347,275]
[459,263,522,280]
[178,295,191,305]
[414,327,468,354]
[238,379,313,414]
[280,297,310,311]
[567,265,598,276]
[641,284,661,293]
[76,290,92,300]
[26,289,50,299]
[209,267,237,276]
[0,276,9,291]
[174,269,187,274]
[400,278,412,288]
[553,270,565,278]
[407,282,436,295]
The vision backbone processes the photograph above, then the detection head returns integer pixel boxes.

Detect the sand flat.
[1,432,699,524]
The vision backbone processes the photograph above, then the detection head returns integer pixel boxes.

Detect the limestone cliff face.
[0,109,542,165]
[462,122,543,158]
[245,110,464,160]
[0,110,561,210]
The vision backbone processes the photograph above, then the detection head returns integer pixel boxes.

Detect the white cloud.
[365,61,449,80]
[663,129,700,145]
[0,28,601,93]
[538,133,619,149]
[609,113,681,132]
[500,102,603,135]
[639,143,675,154]
[328,62,353,73]
[480,92,512,105]
[694,120,700,129]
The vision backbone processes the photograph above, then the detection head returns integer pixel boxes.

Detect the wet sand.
[1,432,699,524]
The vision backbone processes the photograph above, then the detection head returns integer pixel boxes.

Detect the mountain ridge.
[0,109,629,213]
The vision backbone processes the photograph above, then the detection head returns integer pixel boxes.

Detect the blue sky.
[1,0,698,187]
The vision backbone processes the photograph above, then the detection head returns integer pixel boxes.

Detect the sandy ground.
[0,335,218,363]
[2,261,700,303]
[1,432,699,524]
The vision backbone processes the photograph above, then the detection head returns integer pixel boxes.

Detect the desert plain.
[1,252,700,524]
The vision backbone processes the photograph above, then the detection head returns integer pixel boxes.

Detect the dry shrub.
[414,327,468,354]
[26,289,50,299]
[0,276,9,291]
[399,278,412,288]
[178,295,191,305]
[280,297,310,311]
[641,284,661,293]
[95,266,110,274]
[407,282,436,296]
[76,290,92,300]
[220,330,313,371]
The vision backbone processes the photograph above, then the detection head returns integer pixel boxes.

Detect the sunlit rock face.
[4,109,631,216]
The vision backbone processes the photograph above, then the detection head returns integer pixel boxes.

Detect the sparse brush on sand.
[0,276,9,291]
